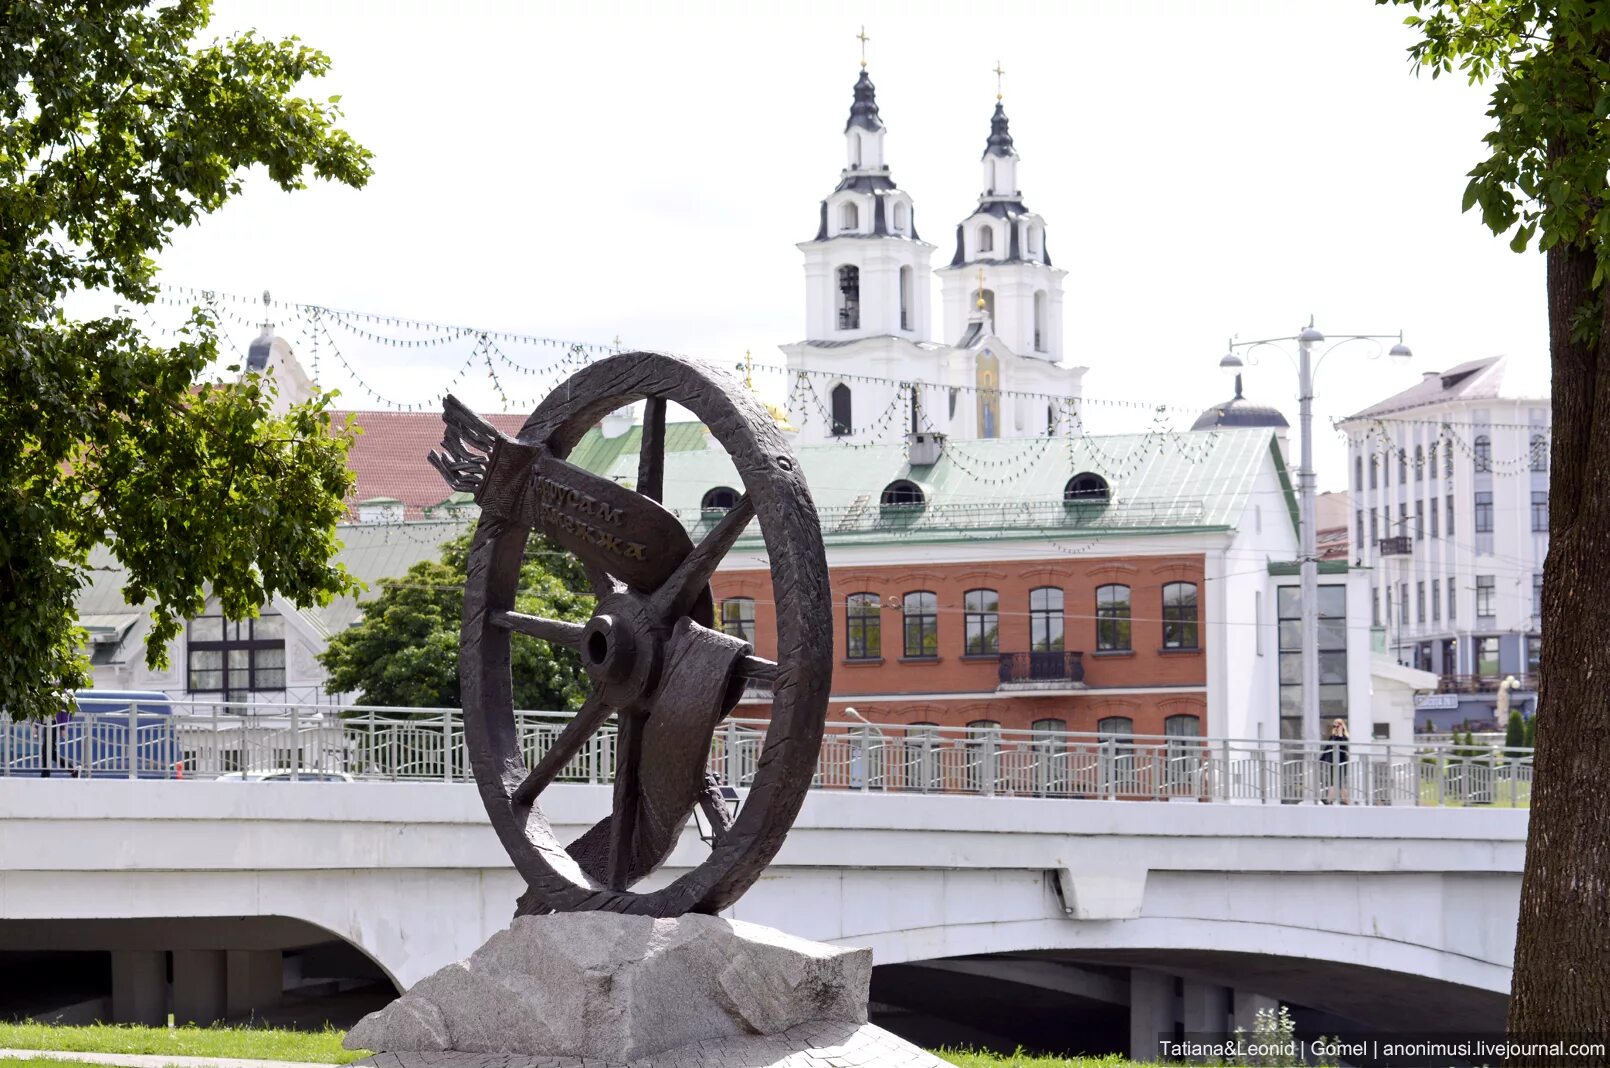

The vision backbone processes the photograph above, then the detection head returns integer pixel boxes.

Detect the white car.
[214,769,354,782]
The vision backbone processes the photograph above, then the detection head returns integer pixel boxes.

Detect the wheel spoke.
[492,611,583,647]
[606,710,645,890]
[512,694,614,807]
[637,397,666,503]
[735,654,778,681]
[649,494,755,621]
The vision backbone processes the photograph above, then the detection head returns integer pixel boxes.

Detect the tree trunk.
[1507,239,1610,1051]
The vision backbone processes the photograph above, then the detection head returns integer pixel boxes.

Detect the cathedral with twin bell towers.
[782,44,1084,450]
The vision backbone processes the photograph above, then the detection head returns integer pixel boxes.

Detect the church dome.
[1190,375,1289,431]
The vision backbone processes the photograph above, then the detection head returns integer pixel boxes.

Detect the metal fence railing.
[0,700,1535,807]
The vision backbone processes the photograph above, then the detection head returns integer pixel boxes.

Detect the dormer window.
[841,201,859,231]
[881,479,925,509]
[893,201,907,232]
[1027,224,1040,255]
[701,486,739,514]
[1064,472,1110,503]
[977,225,994,254]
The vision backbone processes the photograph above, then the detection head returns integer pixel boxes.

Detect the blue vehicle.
[2,691,181,779]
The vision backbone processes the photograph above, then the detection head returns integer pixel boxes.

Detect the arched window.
[1414,444,1424,480]
[1474,434,1492,472]
[1354,456,1363,490]
[1031,718,1066,735]
[1029,587,1064,652]
[1162,582,1198,650]
[977,225,994,254]
[1398,448,1407,482]
[845,592,880,660]
[1027,224,1040,255]
[1096,584,1132,651]
[1445,441,1454,478]
[836,265,860,330]
[1097,715,1136,788]
[1046,404,1057,435]
[986,159,996,194]
[1369,456,1378,489]
[1164,714,1201,737]
[720,597,756,643]
[1033,289,1048,351]
[1163,713,1203,791]
[880,479,925,508]
[1064,472,1111,502]
[1427,443,1438,478]
[830,383,852,436]
[899,265,913,331]
[840,201,859,231]
[851,132,861,168]
[1531,434,1548,472]
[701,486,739,513]
[963,588,999,655]
[893,201,907,231]
[902,591,938,658]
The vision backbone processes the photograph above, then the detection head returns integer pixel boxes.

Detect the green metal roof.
[1267,560,1354,576]
[565,421,712,481]
[571,427,1287,547]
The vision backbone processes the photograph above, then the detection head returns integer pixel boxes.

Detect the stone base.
[346,913,921,1065]
[353,1020,948,1068]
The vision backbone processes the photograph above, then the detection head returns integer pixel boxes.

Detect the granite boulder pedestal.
[345,912,947,1068]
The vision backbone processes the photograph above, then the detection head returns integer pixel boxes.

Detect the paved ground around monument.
[0,1050,336,1068]
[350,1021,948,1068]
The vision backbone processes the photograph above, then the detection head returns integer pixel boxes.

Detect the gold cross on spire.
[994,61,1005,101]
[976,266,987,310]
[857,26,870,68]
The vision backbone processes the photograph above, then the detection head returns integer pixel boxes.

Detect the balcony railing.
[1378,535,1413,555]
[997,651,1085,685]
[1438,674,1536,695]
[0,699,1535,806]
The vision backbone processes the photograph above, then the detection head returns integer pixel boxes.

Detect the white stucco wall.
[0,782,1525,994]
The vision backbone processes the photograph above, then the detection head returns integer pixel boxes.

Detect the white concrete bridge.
[0,781,1525,1056]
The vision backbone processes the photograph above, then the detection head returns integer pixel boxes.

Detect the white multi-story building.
[782,67,1083,448]
[1338,356,1551,730]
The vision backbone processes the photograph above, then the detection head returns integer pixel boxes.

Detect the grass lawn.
[0,1025,1159,1068]
[0,1022,367,1064]
[937,1051,1141,1068]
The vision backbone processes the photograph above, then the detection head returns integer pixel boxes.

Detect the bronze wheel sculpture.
[430,351,832,917]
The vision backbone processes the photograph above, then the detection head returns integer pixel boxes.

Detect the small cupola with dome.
[797,35,934,343]
[936,66,1066,362]
[1190,374,1291,432]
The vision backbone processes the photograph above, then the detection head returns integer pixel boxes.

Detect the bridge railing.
[0,700,1534,806]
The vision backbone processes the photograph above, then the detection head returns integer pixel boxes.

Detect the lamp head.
[1388,341,1412,364]
[1219,352,1244,377]
[1298,326,1325,344]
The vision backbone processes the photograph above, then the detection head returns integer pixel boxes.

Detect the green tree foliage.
[1506,709,1526,749]
[0,1,372,721]
[1381,0,1610,1041]
[319,534,594,710]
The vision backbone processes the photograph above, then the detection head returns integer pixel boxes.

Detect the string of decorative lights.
[791,373,913,449]
[1348,418,1548,475]
[159,284,628,355]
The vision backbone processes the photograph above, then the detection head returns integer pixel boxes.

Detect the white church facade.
[781,67,1084,450]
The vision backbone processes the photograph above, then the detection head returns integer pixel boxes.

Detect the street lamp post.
[1220,320,1411,746]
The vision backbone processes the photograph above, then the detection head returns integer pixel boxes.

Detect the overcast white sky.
[138,0,1549,492]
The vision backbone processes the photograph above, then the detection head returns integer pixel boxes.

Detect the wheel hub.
[580,593,664,703]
